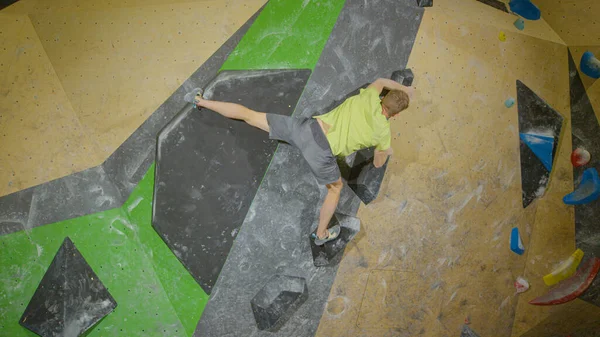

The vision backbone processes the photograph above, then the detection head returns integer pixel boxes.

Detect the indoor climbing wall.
[317,1,576,336]
[2,0,600,336]
[0,0,266,197]
[512,1,600,334]
[0,169,209,336]
[0,0,266,335]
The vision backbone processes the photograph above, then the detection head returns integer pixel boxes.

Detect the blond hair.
[382,90,409,116]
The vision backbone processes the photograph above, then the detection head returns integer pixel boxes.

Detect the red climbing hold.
[571,148,591,167]
[529,257,600,306]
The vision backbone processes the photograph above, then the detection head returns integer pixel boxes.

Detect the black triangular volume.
[516,80,564,208]
[19,237,117,337]
[516,80,564,146]
[476,0,508,12]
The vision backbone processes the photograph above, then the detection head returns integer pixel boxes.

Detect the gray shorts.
[266,114,340,185]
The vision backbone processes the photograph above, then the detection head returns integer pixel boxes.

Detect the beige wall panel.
[1,0,36,15]
[29,0,265,158]
[3,0,234,14]
[433,0,564,45]
[317,9,573,337]
[0,13,102,196]
[0,0,265,196]
[536,0,600,46]
[518,299,600,336]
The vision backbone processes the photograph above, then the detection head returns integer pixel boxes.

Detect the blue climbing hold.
[513,18,525,31]
[580,51,600,79]
[563,168,600,205]
[505,97,515,108]
[520,133,554,171]
[509,0,541,20]
[510,227,525,255]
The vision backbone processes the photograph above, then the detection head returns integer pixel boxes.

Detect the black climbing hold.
[20,237,117,337]
[250,275,308,332]
[310,213,361,267]
[416,0,432,7]
[152,69,310,295]
[346,147,388,204]
[516,80,564,208]
[391,68,414,87]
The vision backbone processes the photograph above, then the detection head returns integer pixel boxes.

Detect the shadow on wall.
[0,0,19,10]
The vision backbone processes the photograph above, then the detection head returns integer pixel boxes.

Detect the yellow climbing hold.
[499,31,507,42]
[543,249,584,286]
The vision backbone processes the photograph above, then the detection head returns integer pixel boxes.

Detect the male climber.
[190,78,411,245]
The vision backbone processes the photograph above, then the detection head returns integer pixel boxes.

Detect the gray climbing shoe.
[313,225,341,246]
[184,87,204,105]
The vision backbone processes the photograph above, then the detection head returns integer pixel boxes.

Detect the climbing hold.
[504,97,515,108]
[510,227,525,255]
[509,0,541,20]
[250,275,308,331]
[580,51,600,79]
[310,213,361,267]
[513,18,525,30]
[499,31,507,41]
[530,257,600,306]
[20,238,117,337]
[563,168,600,205]
[416,0,433,7]
[543,249,584,286]
[347,148,388,204]
[571,148,591,167]
[514,277,529,293]
[183,87,204,104]
[519,133,555,171]
[391,68,414,87]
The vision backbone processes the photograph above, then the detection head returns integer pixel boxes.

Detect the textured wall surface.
[535,0,600,46]
[0,0,266,197]
[2,0,600,336]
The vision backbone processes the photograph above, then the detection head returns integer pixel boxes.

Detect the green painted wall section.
[0,165,207,337]
[221,0,346,70]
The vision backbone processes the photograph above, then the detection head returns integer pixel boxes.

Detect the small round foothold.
[514,18,525,30]
[571,148,591,167]
[499,31,507,42]
[504,98,515,108]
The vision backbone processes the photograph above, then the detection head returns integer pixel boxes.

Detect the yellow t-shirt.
[314,87,391,157]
